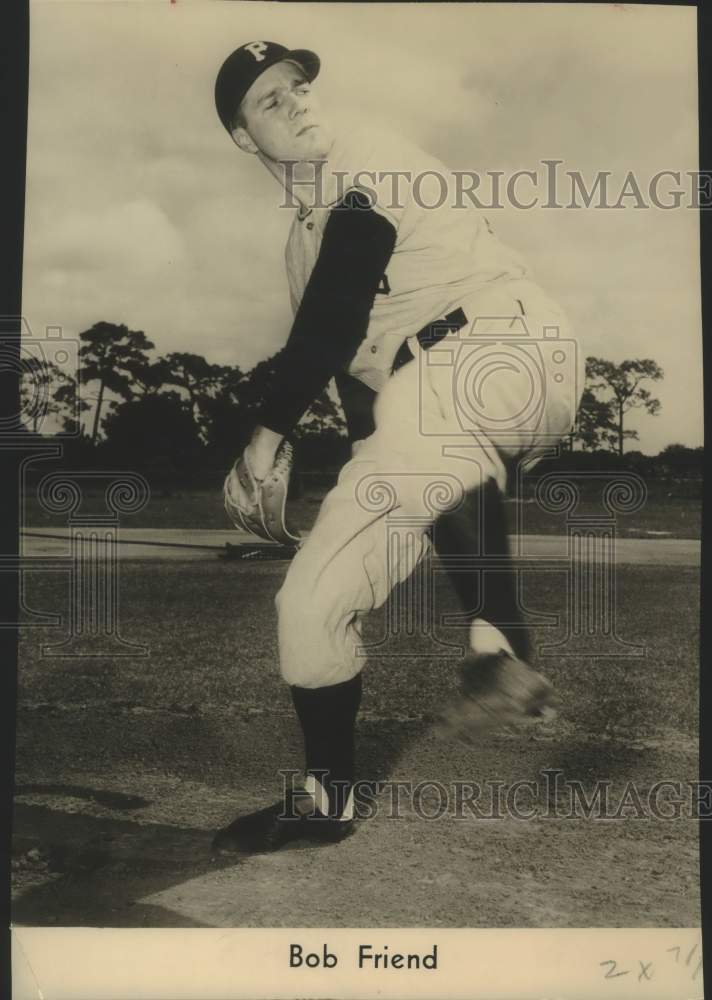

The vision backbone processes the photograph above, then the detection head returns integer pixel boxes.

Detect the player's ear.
[231,126,259,155]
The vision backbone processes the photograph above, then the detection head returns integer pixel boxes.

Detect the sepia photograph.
[8,0,706,995]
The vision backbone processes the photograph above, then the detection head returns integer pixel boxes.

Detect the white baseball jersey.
[285,125,530,392]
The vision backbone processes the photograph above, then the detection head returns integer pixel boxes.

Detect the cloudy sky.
[23,1,701,453]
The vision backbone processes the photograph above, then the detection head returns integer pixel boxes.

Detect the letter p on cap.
[245,41,268,62]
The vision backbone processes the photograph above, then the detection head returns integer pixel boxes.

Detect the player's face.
[234,62,332,162]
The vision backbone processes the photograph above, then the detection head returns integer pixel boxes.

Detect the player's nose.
[287,92,309,119]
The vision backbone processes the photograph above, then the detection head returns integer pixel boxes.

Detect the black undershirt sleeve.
[258,190,397,437]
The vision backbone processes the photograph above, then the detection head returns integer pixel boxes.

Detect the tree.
[101,391,203,469]
[571,387,617,452]
[123,357,170,398]
[19,356,63,433]
[78,322,155,444]
[53,377,91,435]
[203,353,290,456]
[296,386,347,438]
[238,354,283,413]
[199,363,250,460]
[585,357,663,456]
[19,356,86,434]
[657,443,704,478]
[160,352,227,433]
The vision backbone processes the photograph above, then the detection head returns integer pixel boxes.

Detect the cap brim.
[282,49,320,83]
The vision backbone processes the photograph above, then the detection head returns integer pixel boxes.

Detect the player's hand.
[223,434,301,546]
[244,426,284,481]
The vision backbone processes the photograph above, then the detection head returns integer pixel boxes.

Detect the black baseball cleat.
[433,650,559,744]
[211,788,355,855]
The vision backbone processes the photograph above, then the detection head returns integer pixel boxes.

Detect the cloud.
[21,1,702,452]
[29,198,185,274]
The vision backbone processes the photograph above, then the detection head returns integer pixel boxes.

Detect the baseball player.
[212,42,584,854]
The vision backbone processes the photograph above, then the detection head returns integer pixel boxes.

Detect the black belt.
[391,307,468,373]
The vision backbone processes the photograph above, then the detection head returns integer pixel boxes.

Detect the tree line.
[18,320,699,475]
[20,321,348,471]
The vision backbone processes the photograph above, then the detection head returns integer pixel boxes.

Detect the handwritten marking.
[600,960,629,979]
[602,945,701,987]
[638,961,653,982]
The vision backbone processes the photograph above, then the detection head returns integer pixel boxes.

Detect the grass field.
[12,555,701,928]
[22,477,702,538]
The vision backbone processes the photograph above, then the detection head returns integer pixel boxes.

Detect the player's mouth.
[297,124,318,136]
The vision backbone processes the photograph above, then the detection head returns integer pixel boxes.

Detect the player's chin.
[293,126,331,160]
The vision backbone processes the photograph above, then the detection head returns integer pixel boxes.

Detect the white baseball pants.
[276,279,585,687]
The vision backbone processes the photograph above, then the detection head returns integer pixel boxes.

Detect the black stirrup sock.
[290,674,362,819]
[433,478,532,662]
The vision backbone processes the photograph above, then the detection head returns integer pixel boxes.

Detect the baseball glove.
[223,439,302,546]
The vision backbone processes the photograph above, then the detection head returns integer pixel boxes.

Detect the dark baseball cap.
[215,41,320,133]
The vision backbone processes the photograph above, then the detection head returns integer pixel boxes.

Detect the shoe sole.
[211,821,355,856]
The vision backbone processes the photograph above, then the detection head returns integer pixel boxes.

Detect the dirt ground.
[12,549,701,929]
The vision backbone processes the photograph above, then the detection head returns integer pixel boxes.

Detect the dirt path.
[20,528,701,564]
